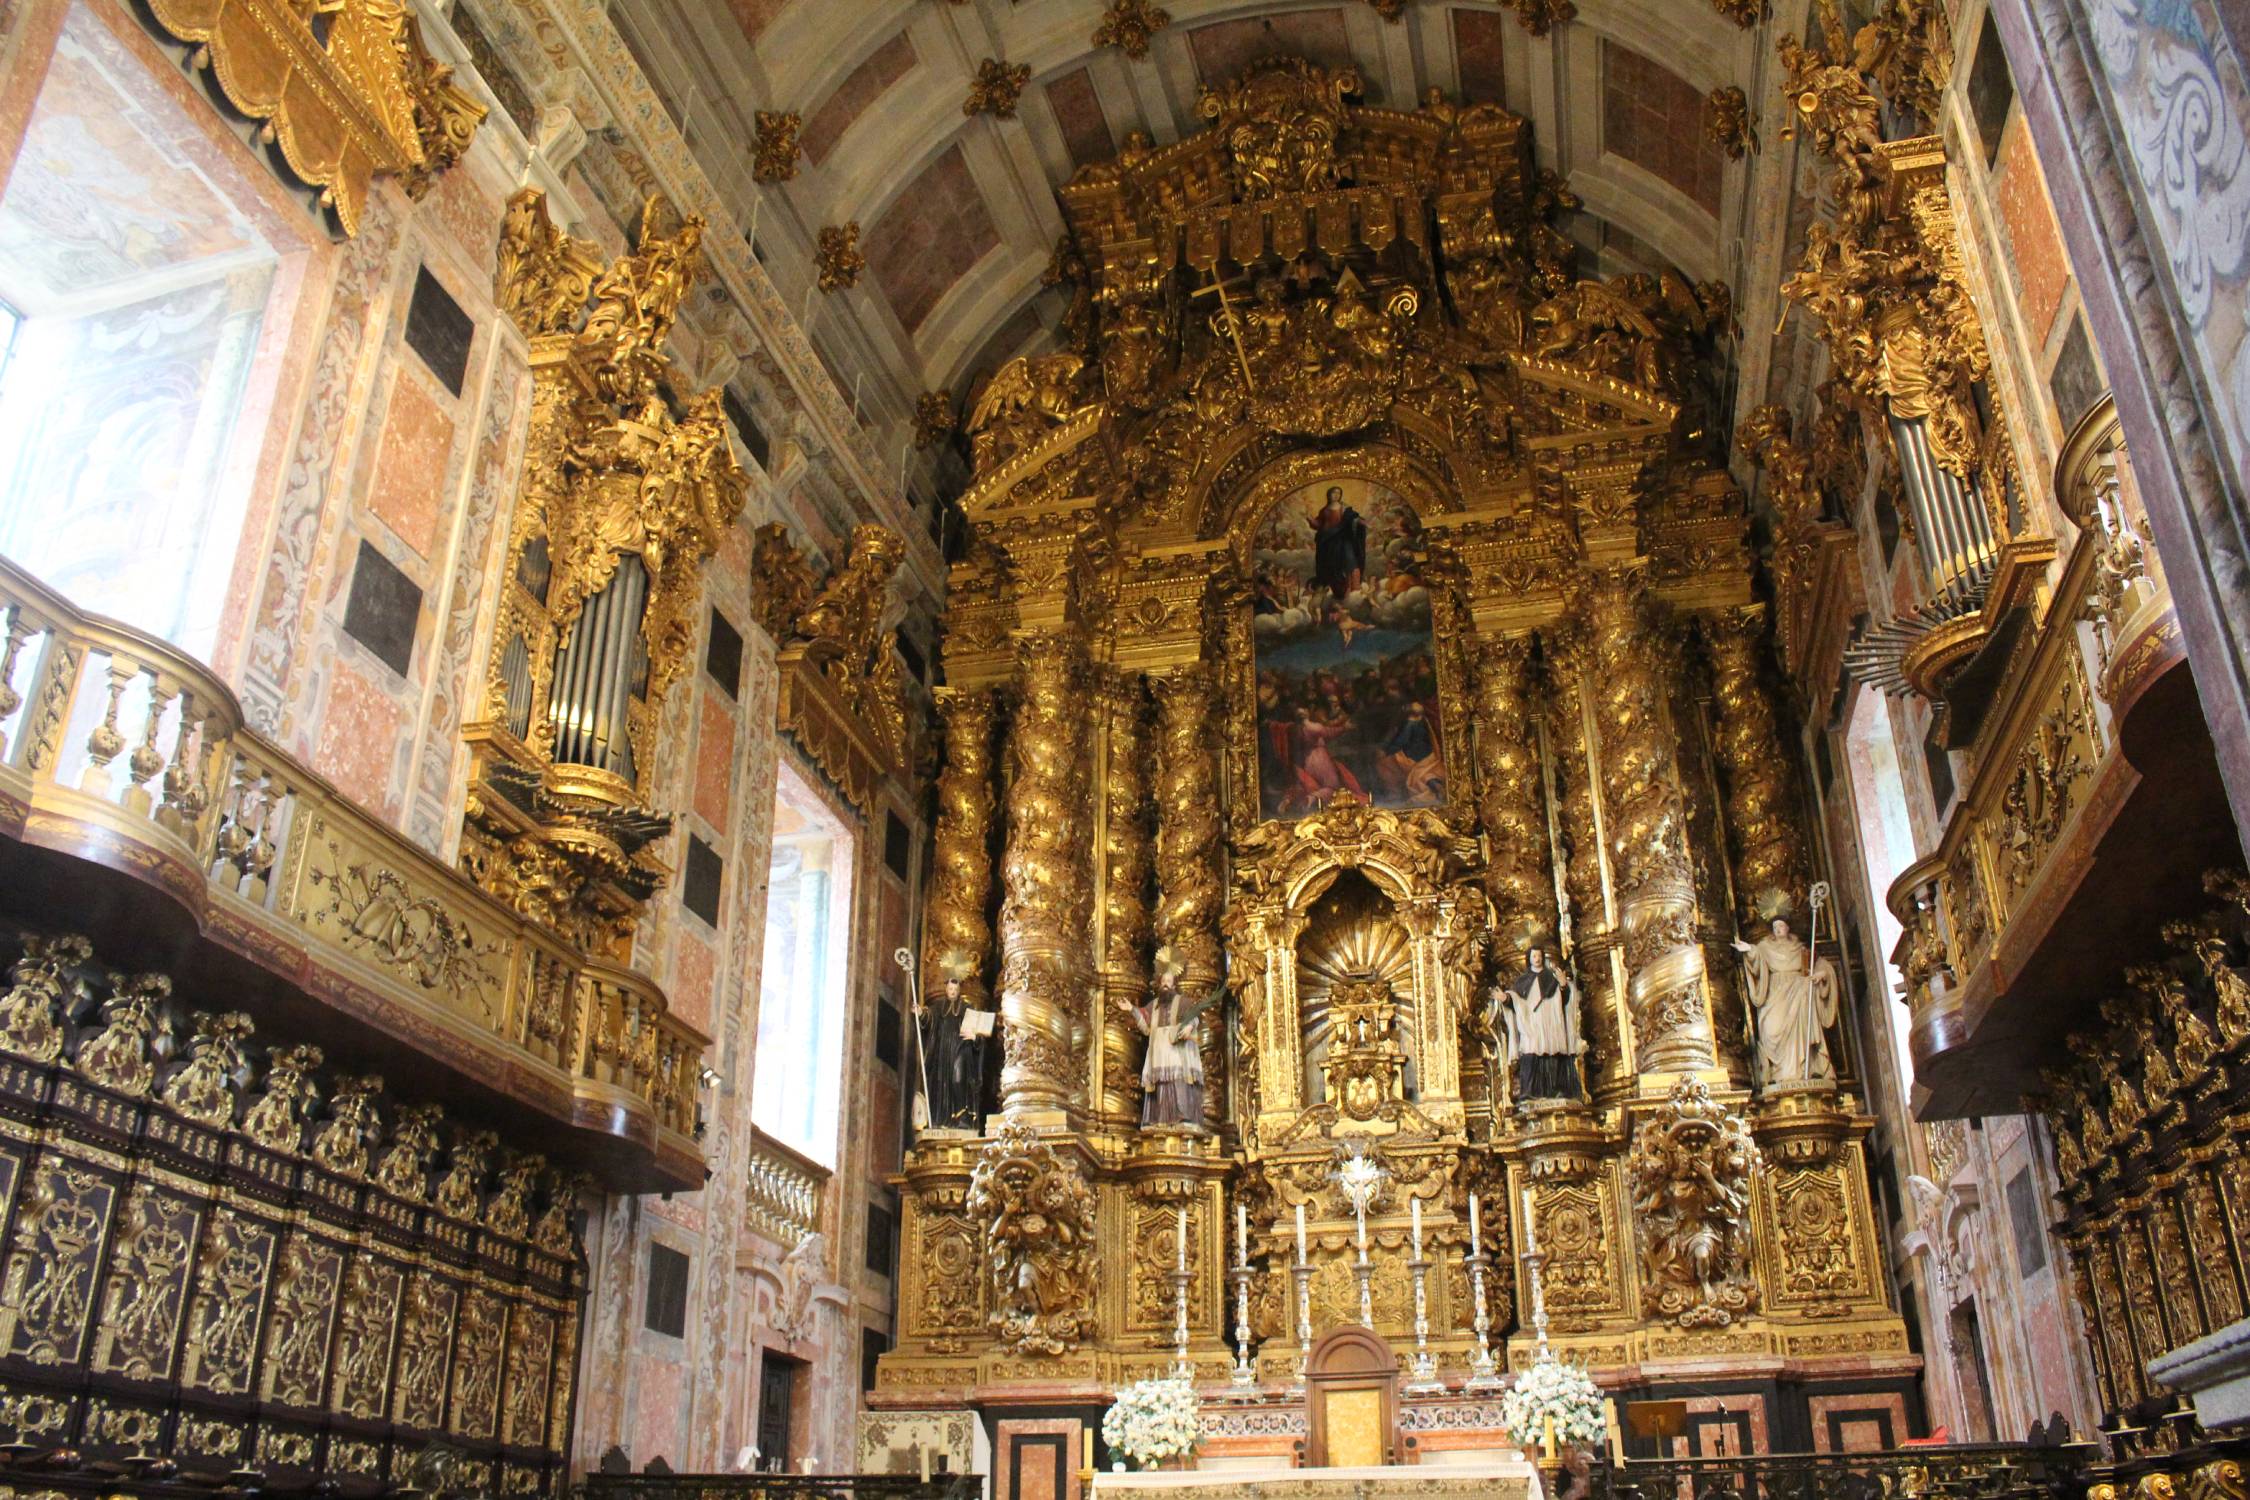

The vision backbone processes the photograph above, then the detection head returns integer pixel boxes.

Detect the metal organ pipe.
[548,554,649,778]
[1888,413,1996,600]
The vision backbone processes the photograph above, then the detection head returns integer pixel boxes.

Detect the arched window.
[753,763,854,1166]
[1841,683,1921,1100]
[0,4,309,661]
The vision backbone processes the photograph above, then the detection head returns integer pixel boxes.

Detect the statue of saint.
[1134,947,1217,1128]
[1488,946,1584,1103]
[916,957,993,1129]
[1733,916,1841,1088]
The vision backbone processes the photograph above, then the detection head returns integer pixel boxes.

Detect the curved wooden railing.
[0,556,708,1191]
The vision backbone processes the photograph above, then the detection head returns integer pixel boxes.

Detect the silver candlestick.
[1463,1248,1503,1391]
[1231,1261,1256,1386]
[1405,1253,1443,1394]
[1174,1265,1193,1380]
[1354,1242,1374,1329]
[1523,1242,1552,1353]
[1292,1260,1314,1387]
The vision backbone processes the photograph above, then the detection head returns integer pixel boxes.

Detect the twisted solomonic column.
[1543,625,1628,1098]
[1585,569,1716,1076]
[997,632,1094,1119]
[1098,669,1153,1127]
[1470,634,1559,954]
[1152,664,1227,1130]
[1702,606,1812,926]
[921,687,999,1006]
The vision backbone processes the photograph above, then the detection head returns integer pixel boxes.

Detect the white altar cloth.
[1090,1459,1542,1500]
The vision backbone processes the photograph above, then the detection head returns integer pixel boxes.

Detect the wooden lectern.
[1304,1327,1400,1468]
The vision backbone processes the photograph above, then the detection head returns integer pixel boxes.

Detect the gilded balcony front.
[1888,398,2237,1118]
[0,558,708,1193]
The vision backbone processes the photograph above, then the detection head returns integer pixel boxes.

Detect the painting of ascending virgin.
[1251,479,1444,820]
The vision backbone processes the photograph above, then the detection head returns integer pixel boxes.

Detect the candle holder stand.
[1463,1248,1503,1392]
[1230,1263,1256,1387]
[1292,1261,1314,1387]
[1404,1254,1443,1394]
[1173,1266,1193,1381]
[1354,1247,1374,1329]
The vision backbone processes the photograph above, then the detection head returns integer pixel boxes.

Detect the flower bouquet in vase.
[1101,1377,1203,1472]
[1499,1349,1605,1496]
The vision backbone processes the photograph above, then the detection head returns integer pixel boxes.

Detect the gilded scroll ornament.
[497,188,603,337]
[161,1012,255,1128]
[965,59,1032,119]
[1704,87,1759,158]
[754,110,803,182]
[1093,0,1171,58]
[1628,1078,1761,1326]
[376,1104,446,1200]
[915,390,958,450]
[0,933,89,1063]
[966,1121,1097,1353]
[817,224,867,293]
[312,1075,386,1179]
[243,1045,323,1153]
[76,973,173,1098]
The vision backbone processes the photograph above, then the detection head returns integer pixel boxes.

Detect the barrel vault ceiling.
[605,0,1818,469]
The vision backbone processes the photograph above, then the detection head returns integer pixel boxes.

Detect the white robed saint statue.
[1733,910,1841,1088]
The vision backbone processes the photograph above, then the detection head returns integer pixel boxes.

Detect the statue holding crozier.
[911,951,994,1130]
[1486,945,1585,1104]
[1733,883,1843,1089]
[1133,945,1219,1128]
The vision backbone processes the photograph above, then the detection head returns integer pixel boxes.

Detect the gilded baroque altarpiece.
[868,60,1908,1408]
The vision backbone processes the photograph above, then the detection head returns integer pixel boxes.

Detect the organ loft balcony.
[0,556,709,1194]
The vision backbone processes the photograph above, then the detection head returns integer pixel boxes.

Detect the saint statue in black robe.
[916,973,991,1129]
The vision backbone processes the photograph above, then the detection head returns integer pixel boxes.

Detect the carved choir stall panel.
[872,55,1908,1433]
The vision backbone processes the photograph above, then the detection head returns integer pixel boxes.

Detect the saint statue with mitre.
[1133,946,1217,1128]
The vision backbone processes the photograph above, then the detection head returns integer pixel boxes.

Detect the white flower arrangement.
[1498,1349,1607,1453]
[1101,1377,1204,1470]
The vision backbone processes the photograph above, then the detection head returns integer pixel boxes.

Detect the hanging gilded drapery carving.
[144,0,485,235]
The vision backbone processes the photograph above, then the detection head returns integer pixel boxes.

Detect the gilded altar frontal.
[5,0,2250,1489]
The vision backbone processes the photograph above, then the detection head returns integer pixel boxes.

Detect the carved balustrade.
[0,557,707,1192]
[745,1127,829,1246]
[1593,1443,2096,1500]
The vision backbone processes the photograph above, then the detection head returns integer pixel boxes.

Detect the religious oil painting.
[1251,478,1444,820]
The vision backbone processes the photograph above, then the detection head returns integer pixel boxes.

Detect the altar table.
[1090,1459,1544,1500]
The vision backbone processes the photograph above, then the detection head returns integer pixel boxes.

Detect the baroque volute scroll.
[1629,1078,1762,1327]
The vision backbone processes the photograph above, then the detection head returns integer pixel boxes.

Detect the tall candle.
[1522,1188,1539,1253]
[1177,1205,1188,1273]
[1470,1193,1483,1257]
[1237,1201,1248,1266]
[1411,1195,1423,1256]
[1296,1202,1308,1261]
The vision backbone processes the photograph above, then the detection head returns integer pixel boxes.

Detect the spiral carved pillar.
[1470,634,1559,953]
[997,631,1094,1120]
[1585,569,1717,1076]
[1152,664,1226,1131]
[1544,628,1628,1100]
[1703,606,1812,925]
[921,687,999,1006]
[1098,668,1153,1128]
